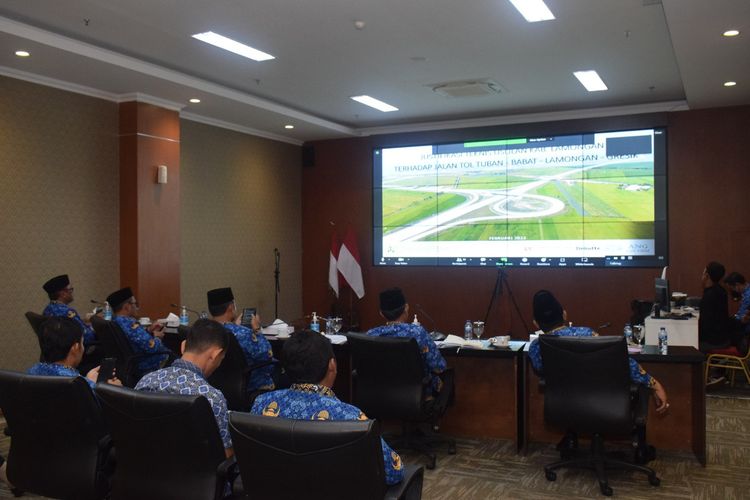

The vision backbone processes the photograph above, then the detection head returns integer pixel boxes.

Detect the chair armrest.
[217,455,240,492]
[385,464,424,500]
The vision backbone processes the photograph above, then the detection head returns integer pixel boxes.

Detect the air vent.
[430,79,506,98]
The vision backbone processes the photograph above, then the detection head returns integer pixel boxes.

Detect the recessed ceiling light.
[508,0,555,22]
[573,70,608,92]
[189,98,201,103]
[15,50,30,57]
[350,95,399,112]
[724,81,737,87]
[723,30,740,37]
[192,31,275,62]
[284,124,294,129]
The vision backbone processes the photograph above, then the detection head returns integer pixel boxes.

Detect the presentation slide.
[372,128,667,268]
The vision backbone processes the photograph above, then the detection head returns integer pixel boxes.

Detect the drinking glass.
[472,321,485,340]
[324,317,334,335]
[632,325,644,345]
[333,317,343,333]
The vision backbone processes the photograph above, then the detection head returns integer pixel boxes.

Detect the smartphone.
[97,357,117,383]
[241,307,257,328]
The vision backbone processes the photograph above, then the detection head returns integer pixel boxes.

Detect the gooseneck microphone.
[170,303,202,317]
[414,303,446,341]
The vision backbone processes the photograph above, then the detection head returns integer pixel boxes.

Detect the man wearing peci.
[107,287,169,374]
[527,289,668,463]
[208,287,275,393]
[251,330,403,485]
[42,274,96,347]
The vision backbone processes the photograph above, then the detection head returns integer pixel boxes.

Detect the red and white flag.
[337,227,365,299]
[328,231,340,297]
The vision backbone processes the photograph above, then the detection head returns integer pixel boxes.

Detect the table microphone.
[170,303,202,317]
[414,304,446,341]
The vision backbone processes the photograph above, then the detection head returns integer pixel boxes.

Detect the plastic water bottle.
[623,323,633,344]
[310,312,320,333]
[180,306,189,326]
[658,327,668,355]
[464,320,472,340]
[103,301,112,321]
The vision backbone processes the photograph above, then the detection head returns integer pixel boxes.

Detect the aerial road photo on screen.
[373,128,667,267]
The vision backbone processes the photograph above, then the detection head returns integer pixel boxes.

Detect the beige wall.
[0,76,120,371]
[180,120,303,323]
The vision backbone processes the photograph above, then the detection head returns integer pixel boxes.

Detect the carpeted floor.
[2,397,749,499]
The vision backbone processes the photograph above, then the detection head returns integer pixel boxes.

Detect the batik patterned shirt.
[222,323,275,392]
[251,384,404,485]
[113,315,169,374]
[135,359,232,449]
[366,322,447,394]
[735,286,750,321]
[43,302,96,346]
[27,362,95,389]
[528,326,655,387]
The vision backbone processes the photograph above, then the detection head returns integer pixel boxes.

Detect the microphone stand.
[274,248,281,319]
[483,268,530,334]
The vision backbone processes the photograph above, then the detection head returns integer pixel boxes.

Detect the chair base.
[544,433,659,496]
[386,423,456,470]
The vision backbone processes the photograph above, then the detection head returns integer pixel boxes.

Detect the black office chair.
[198,325,276,411]
[347,332,455,470]
[27,311,104,373]
[94,384,239,500]
[539,335,660,496]
[24,311,47,362]
[0,370,113,500]
[229,412,424,500]
[91,316,174,387]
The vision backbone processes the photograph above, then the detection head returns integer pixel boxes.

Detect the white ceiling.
[0,0,748,145]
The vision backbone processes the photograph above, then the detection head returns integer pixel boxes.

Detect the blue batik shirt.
[222,323,275,392]
[135,359,232,449]
[27,362,95,390]
[528,326,655,388]
[251,384,404,486]
[113,315,169,374]
[366,322,447,394]
[735,286,750,321]
[43,302,96,346]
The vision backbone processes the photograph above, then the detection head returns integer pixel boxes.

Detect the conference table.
[177,329,705,465]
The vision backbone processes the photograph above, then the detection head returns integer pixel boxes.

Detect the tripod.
[483,268,530,334]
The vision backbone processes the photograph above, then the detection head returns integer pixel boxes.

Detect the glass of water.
[632,325,644,346]
[333,317,343,333]
[472,321,485,340]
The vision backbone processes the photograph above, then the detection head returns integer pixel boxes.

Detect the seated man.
[135,318,233,457]
[107,287,169,374]
[27,316,120,389]
[367,288,450,405]
[699,261,730,353]
[724,272,750,352]
[527,290,668,462]
[42,274,96,346]
[208,287,275,393]
[251,330,403,485]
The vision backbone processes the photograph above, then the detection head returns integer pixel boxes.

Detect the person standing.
[698,262,730,353]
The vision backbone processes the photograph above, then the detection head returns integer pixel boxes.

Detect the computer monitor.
[655,278,670,313]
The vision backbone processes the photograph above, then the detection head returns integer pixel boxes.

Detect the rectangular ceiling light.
[573,70,608,92]
[192,31,275,61]
[350,95,399,112]
[508,0,555,22]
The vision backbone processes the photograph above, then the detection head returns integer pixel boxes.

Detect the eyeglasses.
[129,299,140,308]
[63,287,74,293]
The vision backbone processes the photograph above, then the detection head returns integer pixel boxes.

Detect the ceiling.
[0,0,748,145]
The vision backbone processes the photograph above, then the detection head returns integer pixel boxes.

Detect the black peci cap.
[532,290,564,326]
[379,287,406,312]
[106,287,133,309]
[207,287,234,308]
[43,274,69,294]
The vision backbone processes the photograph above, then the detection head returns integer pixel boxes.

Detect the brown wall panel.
[302,106,750,337]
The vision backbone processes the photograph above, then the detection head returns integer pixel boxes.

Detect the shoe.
[706,375,727,387]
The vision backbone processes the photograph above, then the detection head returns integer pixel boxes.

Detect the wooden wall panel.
[302,106,750,338]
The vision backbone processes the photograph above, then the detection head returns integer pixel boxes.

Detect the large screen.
[373,127,667,268]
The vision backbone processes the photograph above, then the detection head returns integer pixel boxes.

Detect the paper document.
[437,334,486,349]
[325,334,348,345]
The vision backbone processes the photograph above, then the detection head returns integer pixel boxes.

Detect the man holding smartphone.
[27,317,121,388]
[208,287,275,393]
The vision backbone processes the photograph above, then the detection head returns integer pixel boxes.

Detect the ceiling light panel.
[192,31,275,62]
[573,71,608,92]
[350,95,399,112]
[508,0,555,22]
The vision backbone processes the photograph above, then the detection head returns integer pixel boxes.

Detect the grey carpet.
[1,397,749,499]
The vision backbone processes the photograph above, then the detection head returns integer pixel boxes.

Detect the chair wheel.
[649,475,661,486]
[545,470,556,481]
[600,484,613,496]
[426,455,436,470]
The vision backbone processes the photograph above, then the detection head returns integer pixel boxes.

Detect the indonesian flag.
[337,227,365,299]
[328,231,340,297]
